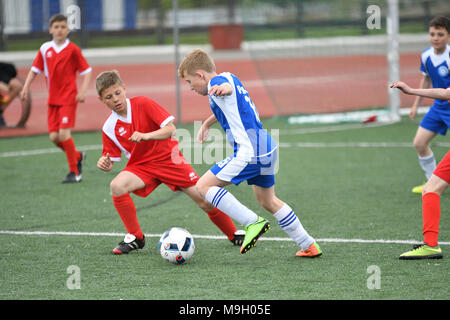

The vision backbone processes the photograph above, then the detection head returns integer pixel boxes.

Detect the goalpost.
[387,0,401,122]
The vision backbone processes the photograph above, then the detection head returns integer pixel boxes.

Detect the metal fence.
[0,0,448,50]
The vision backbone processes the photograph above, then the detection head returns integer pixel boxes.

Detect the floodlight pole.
[387,0,400,122]
[173,0,181,124]
[0,0,6,51]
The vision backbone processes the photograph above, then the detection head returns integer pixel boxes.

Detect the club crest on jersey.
[438,65,449,77]
[47,51,53,58]
[118,127,127,136]
[189,172,197,181]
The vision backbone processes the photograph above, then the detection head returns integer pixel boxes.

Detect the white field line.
[3,140,450,158]
[0,120,400,158]
[0,230,448,245]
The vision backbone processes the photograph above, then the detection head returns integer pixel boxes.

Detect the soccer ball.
[159,227,195,264]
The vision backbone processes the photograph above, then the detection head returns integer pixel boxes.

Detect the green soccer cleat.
[399,244,443,260]
[411,183,425,194]
[240,217,271,254]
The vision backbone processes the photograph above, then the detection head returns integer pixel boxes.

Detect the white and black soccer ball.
[158,227,195,264]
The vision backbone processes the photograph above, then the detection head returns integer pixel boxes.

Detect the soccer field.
[0,115,449,301]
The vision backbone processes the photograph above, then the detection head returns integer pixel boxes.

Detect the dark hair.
[429,16,450,33]
[95,70,123,97]
[49,13,67,27]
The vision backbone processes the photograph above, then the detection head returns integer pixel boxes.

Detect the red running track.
[0,53,431,138]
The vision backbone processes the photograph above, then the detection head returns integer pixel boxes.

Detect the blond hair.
[178,49,216,78]
[95,70,123,97]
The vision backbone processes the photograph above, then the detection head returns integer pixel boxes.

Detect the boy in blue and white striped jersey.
[179,48,322,257]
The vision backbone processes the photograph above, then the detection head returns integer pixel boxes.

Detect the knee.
[110,179,127,197]
[9,78,23,92]
[195,180,210,199]
[413,136,429,154]
[49,132,59,145]
[413,137,424,151]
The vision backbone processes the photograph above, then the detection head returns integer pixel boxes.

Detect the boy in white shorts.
[178,49,322,257]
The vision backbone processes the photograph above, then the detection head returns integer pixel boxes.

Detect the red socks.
[205,208,237,241]
[111,195,236,242]
[58,138,81,174]
[112,194,144,240]
[422,192,440,247]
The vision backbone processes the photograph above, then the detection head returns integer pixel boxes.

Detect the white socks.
[205,187,314,250]
[419,153,436,180]
[274,204,314,250]
[205,186,258,227]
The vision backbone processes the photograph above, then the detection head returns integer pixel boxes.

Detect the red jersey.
[31,39,91,106]
[102,97,182,165]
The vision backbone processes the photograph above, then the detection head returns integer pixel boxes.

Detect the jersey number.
[237,85,260,122]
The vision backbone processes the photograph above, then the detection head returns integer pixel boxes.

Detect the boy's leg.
[197,170,270,253]
[252,185,321,257]
[59,129,82,173]
[400,150,450,260]
[197,170,259,227]
[181,185,241,243]
[110,171,147,254]
[48,106,84,181]
[412,123,438,193]
[399,175,446,259]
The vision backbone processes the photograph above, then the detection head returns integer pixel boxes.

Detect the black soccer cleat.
[230,230,245,246]
[62,171,82,183]
[77,151,87,174]
[113,234,146,255]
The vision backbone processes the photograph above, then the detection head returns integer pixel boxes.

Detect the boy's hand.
[97,153,113,172]
[209,83,233,97]
[197,124,210,143]
[409,105,418,120]
[19,87,29,101]
[390,81,412,95]
[76,92,86,103]
[129,131,150,143]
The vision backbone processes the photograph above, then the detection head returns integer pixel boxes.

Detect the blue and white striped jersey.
[208,72,277,160]
[420,44,450,109]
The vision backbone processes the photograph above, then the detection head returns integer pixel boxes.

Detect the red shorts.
[47,104,77,132]
[124,161,199,198]
[433,151,450,183]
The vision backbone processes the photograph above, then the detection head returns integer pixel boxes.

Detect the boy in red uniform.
[95,70,243,254]
[391,79,450,259]
[20,14,91,183]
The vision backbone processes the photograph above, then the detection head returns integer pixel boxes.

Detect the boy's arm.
[390,81,450,100]
[129,122,176,143]
[197,114,217,143]
[409,75,430,120]
[209,83,233,97]
[20,70,38,100]
[76,70,92,103]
